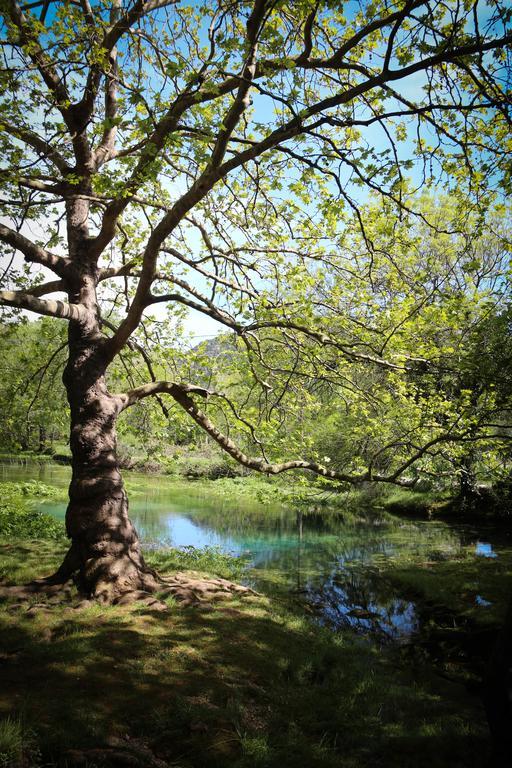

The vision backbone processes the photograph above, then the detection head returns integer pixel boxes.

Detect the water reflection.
[475,595,492,607]
[475,541,497,558]
[0,461,501,641]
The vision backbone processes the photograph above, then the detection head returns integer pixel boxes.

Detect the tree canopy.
[0,0,511,488]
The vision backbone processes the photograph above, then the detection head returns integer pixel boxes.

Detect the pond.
[0,460,505,642]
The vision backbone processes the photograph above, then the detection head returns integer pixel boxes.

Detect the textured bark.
[48,210,160,602]
[59,326,159,602]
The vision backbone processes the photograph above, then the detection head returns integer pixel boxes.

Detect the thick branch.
[0,121,71,173]
[140,382,416,486]
[5,0,71,120]
[136,384,511,487]
[0,289,85,320]
[119,380,213,411]
[22,279,66,297]
[208,0,265,169]
[0,223,70,277]
[93,0,121,168]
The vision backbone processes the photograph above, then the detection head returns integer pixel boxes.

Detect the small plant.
[0,717,22,767]
[0,716,40,768]
[147,545,248,580]
[9,481,63,499]
[239,734,272,765]
[0,482,64,540]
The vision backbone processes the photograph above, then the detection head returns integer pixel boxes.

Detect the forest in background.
[2,198,511,506]
[0,0,511,763]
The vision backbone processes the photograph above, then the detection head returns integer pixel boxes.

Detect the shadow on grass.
[0,582,491,768]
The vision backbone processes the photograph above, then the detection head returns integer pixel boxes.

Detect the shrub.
[0,483,64,540]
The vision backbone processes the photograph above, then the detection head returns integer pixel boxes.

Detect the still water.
[1,461,501,641]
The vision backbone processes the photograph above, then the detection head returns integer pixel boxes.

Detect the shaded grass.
[0,539,69,585]
[0,538,492,768]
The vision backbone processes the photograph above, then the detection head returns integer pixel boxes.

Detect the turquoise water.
[0,461,499,640]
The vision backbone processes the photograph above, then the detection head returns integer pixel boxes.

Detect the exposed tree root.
[156,572,258,607]
[0,578,75,600]
[63,735,168,767]
[0,567,257,611]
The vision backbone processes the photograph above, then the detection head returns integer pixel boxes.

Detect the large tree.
[0,0,510,601]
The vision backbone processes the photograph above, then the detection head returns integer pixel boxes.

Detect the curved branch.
[118,380,512,487]
[0,223,70,277]
[0,121,71,173]
[119,380,213,411]
[121,381,412,485]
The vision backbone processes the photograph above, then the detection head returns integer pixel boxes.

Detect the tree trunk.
[20,419,30,452]
[57,325,159,602]
[459,452,477,509]
[38,424,47,453]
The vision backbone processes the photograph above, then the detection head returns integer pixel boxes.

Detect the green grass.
[0,537,494,768]
[381,488,455,516]
[0,716,23,767]
[0,482,65,541]
[147,545,248,581]
[0,715,40,768]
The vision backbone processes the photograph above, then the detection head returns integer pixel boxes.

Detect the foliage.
[0,0,510,494]
[3,480,63,499]
[0,319,68,453]
[0,482,64,539]
[147,545,248,581]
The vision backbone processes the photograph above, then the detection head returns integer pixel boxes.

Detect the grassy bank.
[0,536,492,768]
[0,480,507,766]
[3,453,511,527]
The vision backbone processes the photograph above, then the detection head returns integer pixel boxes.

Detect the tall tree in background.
[0,0,510,601]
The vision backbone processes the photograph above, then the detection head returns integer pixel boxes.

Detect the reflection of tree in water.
[305,565,419,641]
[244,512,462,641]
[129,490,463,641]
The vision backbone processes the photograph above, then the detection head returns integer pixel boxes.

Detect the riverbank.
[0,535,493,768]
[2,452,511,525]
[2,473,512,765]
